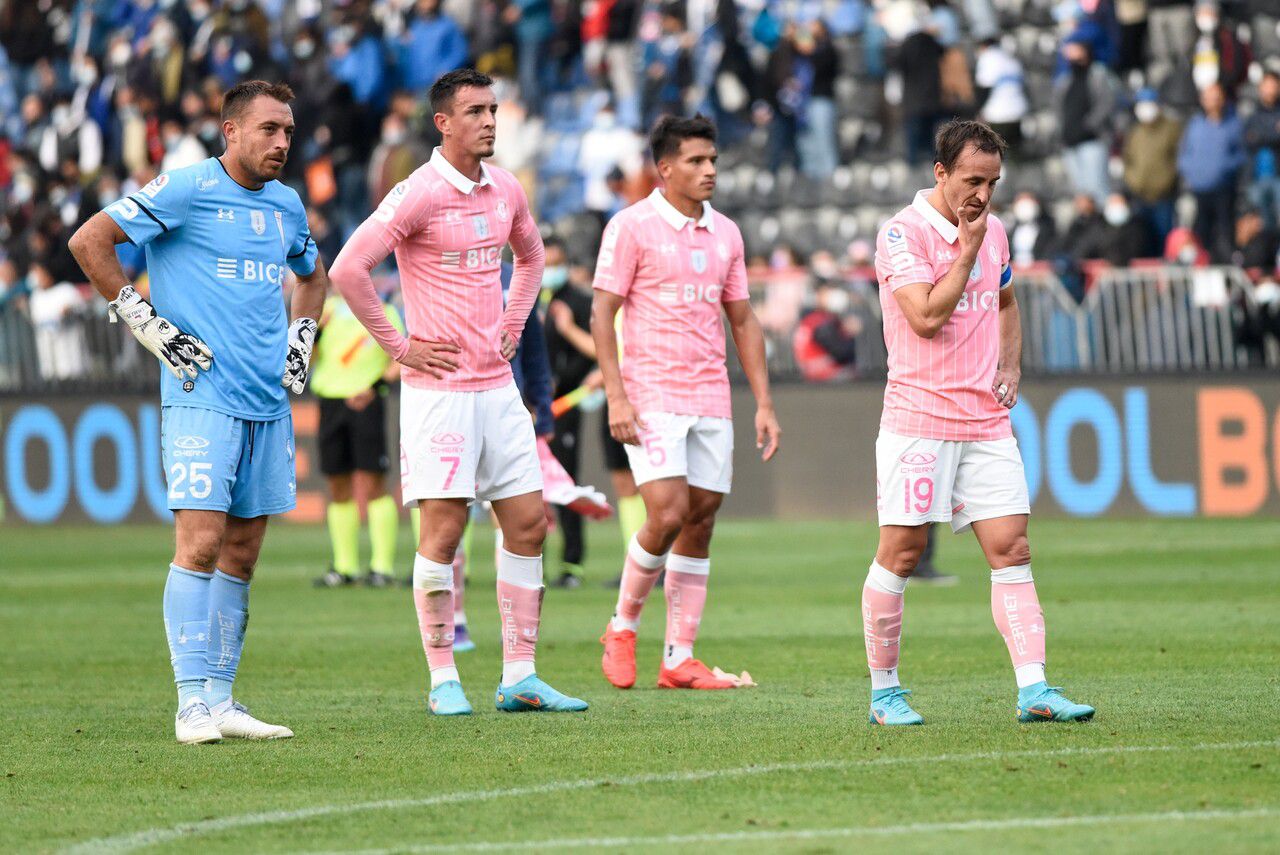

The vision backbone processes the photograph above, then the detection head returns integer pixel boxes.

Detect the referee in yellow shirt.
[312,294,404,588]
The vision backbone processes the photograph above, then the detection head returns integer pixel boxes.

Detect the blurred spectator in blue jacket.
[395,0,469,93]
[1179,81,1245,262]
[1244,68,1280,231]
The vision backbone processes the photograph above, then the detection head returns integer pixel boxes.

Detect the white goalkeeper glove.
[108,285,213,380]
[281,317,318,395]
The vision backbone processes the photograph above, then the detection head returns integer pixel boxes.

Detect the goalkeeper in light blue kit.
[69,81,329,744]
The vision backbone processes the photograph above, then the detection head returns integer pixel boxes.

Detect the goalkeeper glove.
[108,285,213,380]
[281,317,318,394]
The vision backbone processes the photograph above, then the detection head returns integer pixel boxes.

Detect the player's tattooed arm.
[993,285,1022,409]
[590,289,645,446]
[893,204,990,339]
[724,299,781,461]
[69,212,213,379]
[280,259,329,394]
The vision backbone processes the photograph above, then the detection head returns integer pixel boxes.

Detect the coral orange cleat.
[657,658,738,690]
[600,625,637,688]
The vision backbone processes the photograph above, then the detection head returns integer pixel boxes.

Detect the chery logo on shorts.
[430,432,466,453]
[900,452,936,466]
[173,435,210,458]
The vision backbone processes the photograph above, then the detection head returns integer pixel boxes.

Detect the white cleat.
[175,699,222,745]
[210,699,294,740]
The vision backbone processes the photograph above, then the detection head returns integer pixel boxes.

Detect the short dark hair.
[430,69,494,114]
[220,80,295,123]
[934,119,1007,172]
[649,113,717,163]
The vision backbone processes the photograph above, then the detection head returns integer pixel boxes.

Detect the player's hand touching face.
[937,143,1001,236]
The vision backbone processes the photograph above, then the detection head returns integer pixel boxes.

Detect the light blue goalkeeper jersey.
[105,157,319,420]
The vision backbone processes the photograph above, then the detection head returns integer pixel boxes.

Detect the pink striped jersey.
[592,189,749,419]
[329,148,545,392]
[874,189,1014,441]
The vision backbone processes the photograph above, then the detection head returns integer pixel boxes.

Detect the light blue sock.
[163,564,212,708]
[206,569,250,706]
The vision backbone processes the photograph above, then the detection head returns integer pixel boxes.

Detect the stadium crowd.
[2,0,1280,385]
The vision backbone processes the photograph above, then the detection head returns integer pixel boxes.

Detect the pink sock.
[613,537,665,628]
[991,566,1047,681]
[664,558,710,653]
[497,580,542,663]
[862,587,904,671]
[413,588,455,672]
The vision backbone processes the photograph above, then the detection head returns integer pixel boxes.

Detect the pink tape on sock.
[497,581,543,662]
[991,582,1047,668]
[616,554,663,622]
[664,570,709,649]
[862,586,904,671]
[413,588,455,671]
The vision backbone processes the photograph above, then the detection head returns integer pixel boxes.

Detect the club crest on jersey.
[691,249,707,274]
[969,257,983,281]
[988,244,1000,263]
[472,215,490,238]
[717,242,730,261]
[251,210,266,236]
[496,199,509,222]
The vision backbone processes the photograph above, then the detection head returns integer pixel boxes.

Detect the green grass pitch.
[2,517,1278,853]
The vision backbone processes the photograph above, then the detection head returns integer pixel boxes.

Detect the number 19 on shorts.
[903,477,934,514]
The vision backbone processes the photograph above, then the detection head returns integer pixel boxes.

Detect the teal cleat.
[1017,682,1095,722]
[869,687,924,726]
[495,674,589,712]
[428,680,473,716]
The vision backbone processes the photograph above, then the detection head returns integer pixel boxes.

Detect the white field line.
[315,806,1280,854]
[62,739,1280,854]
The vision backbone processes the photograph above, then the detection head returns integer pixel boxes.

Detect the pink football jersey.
[874,190,1013,441]
[593,189,749,419]
[330,148,544,391]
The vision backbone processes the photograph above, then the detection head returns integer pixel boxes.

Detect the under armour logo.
[217,208,235,221]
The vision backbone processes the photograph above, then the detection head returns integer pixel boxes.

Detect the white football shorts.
[875,429,1030,532]
[626,412,734,494]
[400,381,542,504]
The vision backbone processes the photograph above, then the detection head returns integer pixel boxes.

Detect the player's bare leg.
[204,514,292,739]
[600,477,685,688]
[864,524,930,725]
[971,515,1093,722]
[490,491,587,711]
[166,510,227,743]
[414,497,471,715]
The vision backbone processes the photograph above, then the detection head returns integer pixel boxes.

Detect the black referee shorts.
[318,394,390,476]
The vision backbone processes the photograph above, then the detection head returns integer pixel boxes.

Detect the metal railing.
[1,267,1276,396]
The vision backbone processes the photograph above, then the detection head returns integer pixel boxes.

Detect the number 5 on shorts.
[440,456,461,490]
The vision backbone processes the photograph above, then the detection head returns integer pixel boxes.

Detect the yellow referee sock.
[617,494,646,550]
[327,500,360,576]
[367,495,399,574]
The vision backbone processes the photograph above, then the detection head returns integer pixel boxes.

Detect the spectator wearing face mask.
[1062,193,1110,264]
[1099,193,1150,264]
[1008,192,1060,265]
[26,262,89,382]
[1178,81,1245,263]
[1244,69,1280,231]
[1055,38,1118,206]
[1123,87,1184,256]
[1189,0,1251,99]
[158,118,208,173]
[794,279,863,383]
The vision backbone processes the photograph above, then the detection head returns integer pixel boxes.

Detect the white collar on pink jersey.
[912,189,959,245]
[648,188,716,233]
[428,147,494,195]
